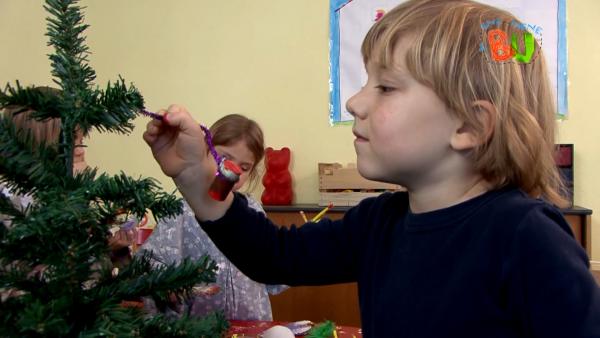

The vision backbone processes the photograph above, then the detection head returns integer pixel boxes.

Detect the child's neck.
[408,176,491,214]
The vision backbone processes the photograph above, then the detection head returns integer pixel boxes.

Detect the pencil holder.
[209,159,241,201]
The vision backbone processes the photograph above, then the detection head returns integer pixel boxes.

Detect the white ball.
[260,325,295,338]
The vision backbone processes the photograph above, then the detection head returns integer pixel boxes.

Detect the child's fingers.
[162,104,199,133]
[143,117,166,145]
[145,120,161,134]
[142,132,155,146]
[144,105,200,137]
[166,104,186,115]
[143,125,159,145]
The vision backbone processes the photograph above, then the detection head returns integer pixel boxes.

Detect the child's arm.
[143,104,232,221]
[145,105,365,285]
[245,195,290,294]
[198,192,366,286]
[510,207,600,336]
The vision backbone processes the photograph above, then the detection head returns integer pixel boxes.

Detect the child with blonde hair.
[144,0,600,336]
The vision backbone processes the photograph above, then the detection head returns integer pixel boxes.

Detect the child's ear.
[450,100,496,151]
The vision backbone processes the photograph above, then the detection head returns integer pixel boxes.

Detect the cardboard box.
[318,163,405,206]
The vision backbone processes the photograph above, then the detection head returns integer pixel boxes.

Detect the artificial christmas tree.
[0,0,228,336]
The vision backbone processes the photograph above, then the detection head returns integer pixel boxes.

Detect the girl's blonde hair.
[210,114,265,192]
[363,0,566,206]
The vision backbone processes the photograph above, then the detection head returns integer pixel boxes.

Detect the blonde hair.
[210,114,265,192]
[363,0,566,206]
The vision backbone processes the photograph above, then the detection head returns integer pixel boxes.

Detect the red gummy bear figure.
[261,147,293,205]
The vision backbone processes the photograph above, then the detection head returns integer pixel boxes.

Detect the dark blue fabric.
[200,188,600,337]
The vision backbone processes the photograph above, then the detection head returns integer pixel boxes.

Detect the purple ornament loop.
[199,124,221,165]
[140,109,163,121]
[141,109,221,164]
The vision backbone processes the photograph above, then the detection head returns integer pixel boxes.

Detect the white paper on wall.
[329,0,567,124]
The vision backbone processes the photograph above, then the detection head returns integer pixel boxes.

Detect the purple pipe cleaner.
[141,109,222,164]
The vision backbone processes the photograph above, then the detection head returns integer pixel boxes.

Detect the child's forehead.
[365,34,413,67]
[366,61,410,80]
[366,47,411,75]
[216,144,256,164]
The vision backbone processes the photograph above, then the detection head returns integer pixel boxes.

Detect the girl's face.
[345,38,462,189]
[72,130,87,173]
[215,139,256,192]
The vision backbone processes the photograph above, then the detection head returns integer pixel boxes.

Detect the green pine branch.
[0,195,104,264]
[0,1,228,336]
[0,82,63,120]
[92,253,218,303]
[0,115,66,195]
[87,172,183,220]
[45,0,96,93]
[82,78,145,135]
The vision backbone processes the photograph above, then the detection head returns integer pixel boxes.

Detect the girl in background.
[0,88,135,259]
[139,114,287,320]
[0,89,82,219]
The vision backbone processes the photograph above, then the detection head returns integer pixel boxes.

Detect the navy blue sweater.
[200,187,600,337]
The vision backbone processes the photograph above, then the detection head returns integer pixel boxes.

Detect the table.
[227,320,362,338]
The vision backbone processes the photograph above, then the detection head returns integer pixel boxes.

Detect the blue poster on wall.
[329,0,568,125]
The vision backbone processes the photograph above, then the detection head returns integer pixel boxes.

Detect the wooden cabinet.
[265,204,592,327]
[266,207,362,326]
[562,206,593,255]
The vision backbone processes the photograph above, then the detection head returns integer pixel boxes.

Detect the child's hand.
[143,104,212,183]
[109,228,136,251]
[193,284,221,296]
[144,104,234,221]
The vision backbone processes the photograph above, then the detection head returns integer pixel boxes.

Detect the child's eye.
[240,165,252,172]
[375,85,394,93]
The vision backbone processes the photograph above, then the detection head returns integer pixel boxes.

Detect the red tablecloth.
[227,320,362,337]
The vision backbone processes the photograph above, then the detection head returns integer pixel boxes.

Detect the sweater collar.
[404,186,516,232]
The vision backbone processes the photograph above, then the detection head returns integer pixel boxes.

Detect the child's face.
[73,129,87,173]
[215,140,256,192]
[346,38,461,188]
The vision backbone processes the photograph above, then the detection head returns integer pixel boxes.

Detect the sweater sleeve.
[243,194,290,294]
[507,205,600,337]
[199,192,368,286]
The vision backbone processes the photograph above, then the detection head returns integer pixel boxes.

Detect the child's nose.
[345,89,367,119]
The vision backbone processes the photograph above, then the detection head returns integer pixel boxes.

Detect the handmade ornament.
[142,109,240,201]
[209,157,241,201]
